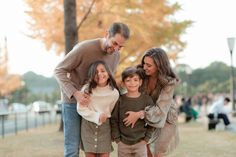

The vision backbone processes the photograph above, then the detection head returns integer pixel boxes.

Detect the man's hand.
[73,90,90,107]
[99,113,108,124]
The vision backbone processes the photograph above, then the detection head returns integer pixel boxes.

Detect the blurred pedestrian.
[207,97,233,130]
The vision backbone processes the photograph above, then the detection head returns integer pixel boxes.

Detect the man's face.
[104,33,126,54]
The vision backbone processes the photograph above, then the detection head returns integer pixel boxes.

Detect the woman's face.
[143,56,158,76]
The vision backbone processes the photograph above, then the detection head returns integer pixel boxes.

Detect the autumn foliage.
[24,0,191,79]
[0,38,21,96]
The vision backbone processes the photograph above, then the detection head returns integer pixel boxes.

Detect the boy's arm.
[110,100,121,143]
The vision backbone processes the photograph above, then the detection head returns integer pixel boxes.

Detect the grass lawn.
[0,120,236,157]
[169,122,236,157]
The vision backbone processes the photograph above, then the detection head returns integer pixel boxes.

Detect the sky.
[0,0,236,77]
[0,1,63,77]
[173,0,236,69]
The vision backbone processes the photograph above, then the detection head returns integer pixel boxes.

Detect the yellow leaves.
[0,74,22,96]
[167,51,179,62]
[0,38,22,96]
[24,0,191,53]
[24,0,192,78]
[24,0,64,53]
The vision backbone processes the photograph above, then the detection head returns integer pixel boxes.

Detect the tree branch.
[77,0,96,31]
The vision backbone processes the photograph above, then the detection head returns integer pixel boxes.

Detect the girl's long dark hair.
[86,60,118,94]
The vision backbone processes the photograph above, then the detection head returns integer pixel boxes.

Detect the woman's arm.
[145,85,175,128]
[123,111,144,128]
[123,95,154,128]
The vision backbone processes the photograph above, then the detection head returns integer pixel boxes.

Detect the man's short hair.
[108,22,130,39]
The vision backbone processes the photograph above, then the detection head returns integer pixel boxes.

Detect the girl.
[77,60,119,157]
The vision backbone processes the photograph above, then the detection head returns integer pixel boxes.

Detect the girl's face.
[94,64,109,87]
[143,56,158,76]
[123,74,142,93]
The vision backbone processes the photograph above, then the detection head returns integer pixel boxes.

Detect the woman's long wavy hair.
[86,60,118,94]
[141,47,178,79]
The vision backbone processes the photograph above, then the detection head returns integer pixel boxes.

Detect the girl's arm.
[77,104,103,125]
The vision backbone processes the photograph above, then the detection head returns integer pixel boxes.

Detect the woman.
[123,47,179,157]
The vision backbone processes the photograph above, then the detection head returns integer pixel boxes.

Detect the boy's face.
[123,74,142,93]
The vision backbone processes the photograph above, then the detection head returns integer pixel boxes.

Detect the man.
[54,22,130,157]
[207,97,232,130]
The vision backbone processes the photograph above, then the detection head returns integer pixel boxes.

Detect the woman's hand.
[123,111,143,128]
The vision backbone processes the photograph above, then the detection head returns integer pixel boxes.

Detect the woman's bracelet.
[139,111,145,119]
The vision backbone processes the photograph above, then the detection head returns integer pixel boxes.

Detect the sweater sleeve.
[145,81,177,128]
[144,125,155,142]
[110,99,121,143]
[144,96,156,142]
[54,44,83,99]
[77,103,102,125]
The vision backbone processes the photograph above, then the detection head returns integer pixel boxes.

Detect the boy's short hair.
[121,67,145,81]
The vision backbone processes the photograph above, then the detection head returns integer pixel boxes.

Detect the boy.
[111,67,155,157]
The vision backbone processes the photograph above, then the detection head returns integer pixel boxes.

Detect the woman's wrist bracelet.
[139,111,145,119]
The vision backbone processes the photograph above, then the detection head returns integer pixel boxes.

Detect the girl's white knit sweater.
[77,85,119,125]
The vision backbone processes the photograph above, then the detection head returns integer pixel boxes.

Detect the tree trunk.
[59,0,78,132]
[64,0,78,55]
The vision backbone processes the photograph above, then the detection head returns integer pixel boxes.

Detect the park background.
[1,0,236,157]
